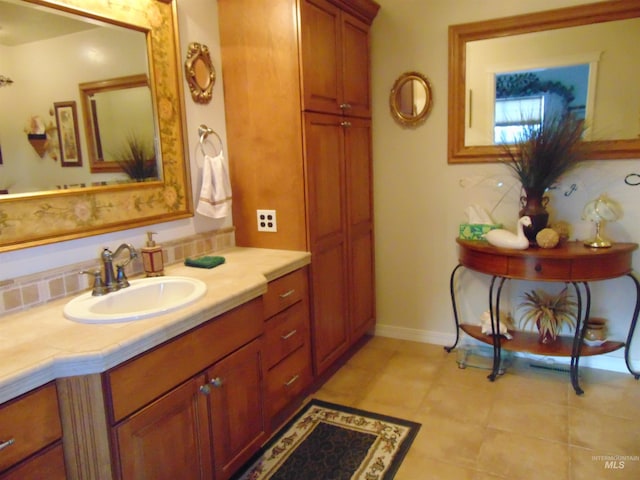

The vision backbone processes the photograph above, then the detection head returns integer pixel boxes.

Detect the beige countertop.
[0,247,310,404]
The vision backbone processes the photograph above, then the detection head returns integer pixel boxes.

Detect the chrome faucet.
[82,243,138,296]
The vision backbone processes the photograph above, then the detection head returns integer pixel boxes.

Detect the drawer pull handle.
[0,439,15,451]
[535,264,542,272]
[281,329,298,340]
[199,385,211,395]
[284,375,299,387]
[340,121,352,127]
[279,289,295,299]
[210,377,223,388]
[340,103,352,110]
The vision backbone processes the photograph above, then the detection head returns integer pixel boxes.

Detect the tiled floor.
[310,336,640,480]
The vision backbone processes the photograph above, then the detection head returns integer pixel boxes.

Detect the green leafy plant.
[501,113,589,195]
[518,287,578,343]
[114,134,157,181]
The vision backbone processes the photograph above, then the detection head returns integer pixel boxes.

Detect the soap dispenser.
[141,231,164,277]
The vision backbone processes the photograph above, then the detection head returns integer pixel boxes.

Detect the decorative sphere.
[536,228,560,248]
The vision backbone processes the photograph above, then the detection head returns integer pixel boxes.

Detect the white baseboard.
[374,323,637,374]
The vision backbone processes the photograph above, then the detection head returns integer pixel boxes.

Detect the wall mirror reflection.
[448,1,640,163]
[0,0,155,193]
[79,74,158,179]
[0,0,191,252]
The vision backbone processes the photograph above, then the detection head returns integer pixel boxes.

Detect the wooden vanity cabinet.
[0,383,66,480]
[106,298,265,480]
[219,0,378,378]
[263,269,313,429]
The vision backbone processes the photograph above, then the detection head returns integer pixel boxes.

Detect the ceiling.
[0,1,96,46]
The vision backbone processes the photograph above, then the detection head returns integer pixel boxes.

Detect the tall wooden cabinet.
[219,0,379,376]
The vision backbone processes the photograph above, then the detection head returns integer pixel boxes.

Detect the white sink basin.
[64,276,207,324]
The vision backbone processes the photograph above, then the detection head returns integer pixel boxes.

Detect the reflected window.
[494,96,543,143]
[493,65,589,144]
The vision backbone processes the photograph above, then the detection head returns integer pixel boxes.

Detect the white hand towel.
[197,152,232,219]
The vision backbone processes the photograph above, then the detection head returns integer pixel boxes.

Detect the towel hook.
[198,124,223,157]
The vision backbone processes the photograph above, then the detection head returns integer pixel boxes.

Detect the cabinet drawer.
[265,301,308,369]
[266,345,312,419]
[507,257,571,280]
[107,298,263,422]
[0,442,66,480]
[0,383,62,472]
[263,269,308,319]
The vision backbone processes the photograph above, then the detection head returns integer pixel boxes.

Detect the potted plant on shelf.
[518,287,578,344]
[501,112,589,243]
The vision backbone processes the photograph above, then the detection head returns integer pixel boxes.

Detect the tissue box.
[458,223,502,241]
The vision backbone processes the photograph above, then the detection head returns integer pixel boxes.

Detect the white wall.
[0,0,229,280]
[371,0,640,371]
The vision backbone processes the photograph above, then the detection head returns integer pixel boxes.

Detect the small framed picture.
[54,101,83,167]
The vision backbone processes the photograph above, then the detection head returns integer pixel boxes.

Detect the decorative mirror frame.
[79,74,152,174]
[448,0,640,164]
[184,42,215,104]
[0,0,192,252]
[389,71,433,127]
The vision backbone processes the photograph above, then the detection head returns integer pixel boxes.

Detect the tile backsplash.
[0,228,234,316]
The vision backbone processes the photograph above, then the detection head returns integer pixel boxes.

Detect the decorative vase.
[520,189,549,245]
[536,319,557,344]
[583,317,608,345]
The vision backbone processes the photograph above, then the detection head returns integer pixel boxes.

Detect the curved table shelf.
[460,324,625,358]
[448,240,639,395]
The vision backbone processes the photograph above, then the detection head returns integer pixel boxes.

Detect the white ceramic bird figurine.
[483,216,532,249]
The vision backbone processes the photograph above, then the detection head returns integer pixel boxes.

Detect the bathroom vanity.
[0,248,316,480]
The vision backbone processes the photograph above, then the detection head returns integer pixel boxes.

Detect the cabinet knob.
[340,103,351,110]
[199,385,211,395]
[0,438,15,451]
[535,263,542,272]
[210,377,223,388]
[340,121,352,127]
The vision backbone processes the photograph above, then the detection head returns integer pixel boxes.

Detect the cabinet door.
[300,0,343,115]
[208,339,265,480]
[341,13,372,118]
[115,376,213,480]
[304,112,350,374]
[300,0,372,118]
[0,443,66,480]
[345,118,375,339]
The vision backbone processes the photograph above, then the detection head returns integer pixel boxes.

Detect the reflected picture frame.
[54,101,83,167]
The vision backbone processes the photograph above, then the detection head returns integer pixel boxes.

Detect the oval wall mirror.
[389,72,433,127]
[184,42,216,104]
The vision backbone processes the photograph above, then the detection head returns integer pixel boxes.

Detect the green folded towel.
[184,256,225,269]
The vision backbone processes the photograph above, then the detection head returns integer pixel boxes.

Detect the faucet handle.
[80,269,108,296]
[115,265,131,289]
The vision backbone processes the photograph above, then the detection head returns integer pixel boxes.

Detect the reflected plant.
[114,135,158,182]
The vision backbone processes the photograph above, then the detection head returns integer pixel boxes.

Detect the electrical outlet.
[257,209,277,232]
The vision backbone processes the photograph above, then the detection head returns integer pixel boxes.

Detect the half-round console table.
[447,239,639,395]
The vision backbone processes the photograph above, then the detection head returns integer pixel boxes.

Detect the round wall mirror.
[389,71,433,127]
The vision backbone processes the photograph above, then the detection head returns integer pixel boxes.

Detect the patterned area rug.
[232,399,421,480]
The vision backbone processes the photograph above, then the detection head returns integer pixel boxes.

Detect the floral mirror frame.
[0,0,192,252]
[389,72,433,127]
[184,42,216,104]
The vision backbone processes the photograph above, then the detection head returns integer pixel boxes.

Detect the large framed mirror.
[0,0,191,252]
[448,0,640,163]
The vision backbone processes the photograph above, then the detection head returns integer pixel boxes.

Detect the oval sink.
[64,276,207,324]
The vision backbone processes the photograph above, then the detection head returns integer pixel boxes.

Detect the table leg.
[569,281,589,395]
[445,264,464,352]
[488,276,507,381]
[624,272,640,379]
